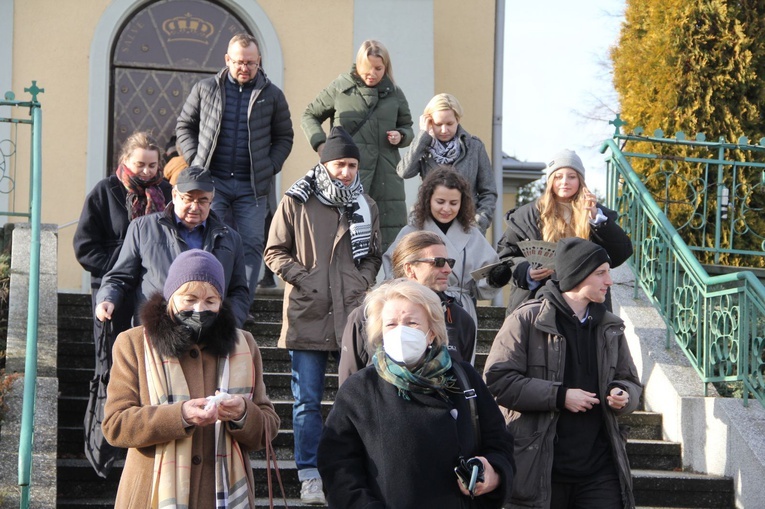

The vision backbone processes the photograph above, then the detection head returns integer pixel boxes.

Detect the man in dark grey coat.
[95,167,250,327]
[485,238,642,509]
[176,33,293,301]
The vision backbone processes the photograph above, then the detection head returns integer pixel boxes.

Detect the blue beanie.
[163,249,225,300]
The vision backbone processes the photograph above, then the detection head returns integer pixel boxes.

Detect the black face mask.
[174,310,218,340]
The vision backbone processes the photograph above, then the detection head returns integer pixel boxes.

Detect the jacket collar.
[160,204,229,239]
[139,292,239,358]
[424,217,472,249]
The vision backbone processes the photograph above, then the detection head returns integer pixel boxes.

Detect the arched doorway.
[87,0,283,197]
[109,0,248,171]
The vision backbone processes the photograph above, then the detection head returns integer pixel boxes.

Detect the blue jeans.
[289,350,330,481]
[211,178,267,301]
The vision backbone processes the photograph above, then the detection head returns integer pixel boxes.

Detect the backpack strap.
[451,361,481,453]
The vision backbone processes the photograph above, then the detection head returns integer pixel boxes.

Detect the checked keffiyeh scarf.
[285,163,373,261]
[116,163,167,220]
[143,329,255,508]
[373,344,457,401]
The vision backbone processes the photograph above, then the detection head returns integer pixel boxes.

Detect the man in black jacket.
[95,167,250,327]
[338,230,476,384]
[484,238,642,509]
[176,33,293,302]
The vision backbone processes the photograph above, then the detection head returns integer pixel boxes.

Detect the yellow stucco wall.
[11,1,110,291]
[7,0,495,292]
[434,0,495,156]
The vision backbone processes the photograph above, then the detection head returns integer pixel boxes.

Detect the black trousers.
[550,470,622,509]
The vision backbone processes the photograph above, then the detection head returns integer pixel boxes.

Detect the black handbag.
[84,320,122,478]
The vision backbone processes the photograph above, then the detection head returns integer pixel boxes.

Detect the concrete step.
[632,469,734,508]
[627,439,682,470]
[56,293,736,509]
[620,410,663,440]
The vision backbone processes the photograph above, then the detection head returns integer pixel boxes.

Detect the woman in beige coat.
[102,249,279,509]
[265,126,381,504]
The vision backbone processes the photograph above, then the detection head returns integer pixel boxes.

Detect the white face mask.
[383,325,429,366]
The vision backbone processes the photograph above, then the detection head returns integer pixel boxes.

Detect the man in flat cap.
[96,166,250,327]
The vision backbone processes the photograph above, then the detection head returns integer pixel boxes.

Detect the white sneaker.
[300,477,327,505]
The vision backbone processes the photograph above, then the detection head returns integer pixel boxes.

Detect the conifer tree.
[611,0,765,267]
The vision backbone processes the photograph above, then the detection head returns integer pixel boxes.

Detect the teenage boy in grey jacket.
[484,238,642,509]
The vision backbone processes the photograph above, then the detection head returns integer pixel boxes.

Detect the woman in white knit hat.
[489,149,633,314]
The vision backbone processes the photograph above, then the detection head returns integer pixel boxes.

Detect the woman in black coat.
[490,149,632,314]
[318,279,514,508]
[73,131,172,348]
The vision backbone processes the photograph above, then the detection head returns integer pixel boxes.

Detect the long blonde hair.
[537,171,591,242]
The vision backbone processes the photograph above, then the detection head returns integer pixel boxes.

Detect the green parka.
[301,67,413,250]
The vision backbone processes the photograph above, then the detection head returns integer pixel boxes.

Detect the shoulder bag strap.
[451,362,481,453]
[347,96,382,137]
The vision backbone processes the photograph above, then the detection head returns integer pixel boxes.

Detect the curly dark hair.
[411,166,475,233]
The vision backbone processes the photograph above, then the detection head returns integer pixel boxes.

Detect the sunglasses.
[411,257,456,268]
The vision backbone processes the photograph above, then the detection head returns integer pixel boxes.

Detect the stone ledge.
[611,264,765,509]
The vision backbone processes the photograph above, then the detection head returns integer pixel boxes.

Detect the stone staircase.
[55,292,734,508]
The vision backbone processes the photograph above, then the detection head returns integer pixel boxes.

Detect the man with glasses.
[338,230,476,385]
[176,33,293,302]
[95,166,250,327]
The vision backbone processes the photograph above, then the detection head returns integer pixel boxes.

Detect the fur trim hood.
[139,293,239,359]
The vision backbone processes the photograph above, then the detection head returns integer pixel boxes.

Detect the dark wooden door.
[110,0,249,171]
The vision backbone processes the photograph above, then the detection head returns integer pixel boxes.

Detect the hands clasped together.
[181,391,246,427]
[565,386,630,413]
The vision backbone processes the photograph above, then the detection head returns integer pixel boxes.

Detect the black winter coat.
[496,200,633,314]
[95,204,250,327]
[73,175,173,289]
[318,361,515,509]
[176,67,293,198]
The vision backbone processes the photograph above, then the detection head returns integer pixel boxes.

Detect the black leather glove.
[487,261,513,288]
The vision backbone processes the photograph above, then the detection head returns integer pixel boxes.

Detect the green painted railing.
[1,82,44,509]
[601,126,765,409]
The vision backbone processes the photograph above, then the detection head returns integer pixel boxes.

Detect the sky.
[503,0,626,196]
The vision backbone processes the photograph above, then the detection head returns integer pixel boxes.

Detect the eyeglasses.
[227,56,259,69]
[411,257,456,268]
[178,194,211,206]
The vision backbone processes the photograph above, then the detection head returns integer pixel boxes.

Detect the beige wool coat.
[264,192,382,350]
[102,298,279,509]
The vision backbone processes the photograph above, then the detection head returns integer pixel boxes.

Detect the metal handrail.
[1,82,44,509]
[601,135,765,409]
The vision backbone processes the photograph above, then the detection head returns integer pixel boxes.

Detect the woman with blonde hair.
[302,39,413,251]
[490,149,633,314]
[398,93,497,233]
[103,249,279,508]
[318,279,514,508]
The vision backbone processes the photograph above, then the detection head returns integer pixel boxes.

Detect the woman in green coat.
[302,39,413,251]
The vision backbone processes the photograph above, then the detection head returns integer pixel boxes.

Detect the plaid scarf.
[373,344,456,401]
[285,163,373,261]
[143,329,255,508]
[428,137,461,165]
[116,163,167,220]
